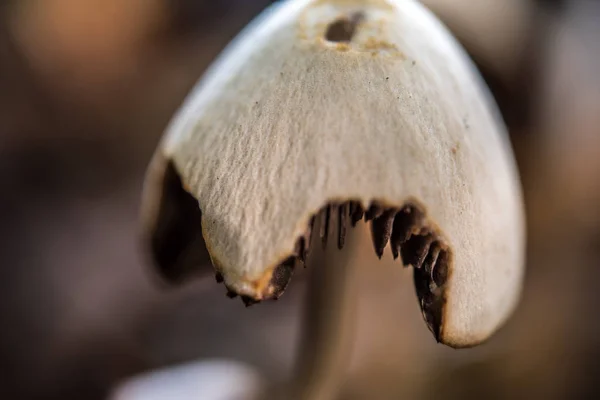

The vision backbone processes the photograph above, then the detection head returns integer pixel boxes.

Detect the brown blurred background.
[0,0,598,399]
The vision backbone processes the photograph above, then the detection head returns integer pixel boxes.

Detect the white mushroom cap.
[142,0,525,348]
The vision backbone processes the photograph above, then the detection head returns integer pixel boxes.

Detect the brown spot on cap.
[324,12,365,43]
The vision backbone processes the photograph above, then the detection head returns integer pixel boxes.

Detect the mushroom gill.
[227,199,452,341]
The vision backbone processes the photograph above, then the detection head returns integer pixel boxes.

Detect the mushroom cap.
[109,359,264,400]
[142,0,525,348]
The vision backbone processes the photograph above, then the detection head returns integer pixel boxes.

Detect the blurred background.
[0,0,598,399]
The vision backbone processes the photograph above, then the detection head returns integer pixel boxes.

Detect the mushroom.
[110,359,265,400]
[140,0,525,397]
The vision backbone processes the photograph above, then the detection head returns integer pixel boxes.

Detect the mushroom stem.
[288,216,361,400]
[260,213,361,400]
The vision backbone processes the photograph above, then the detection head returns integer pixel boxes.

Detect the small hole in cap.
[325,12,365,43]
